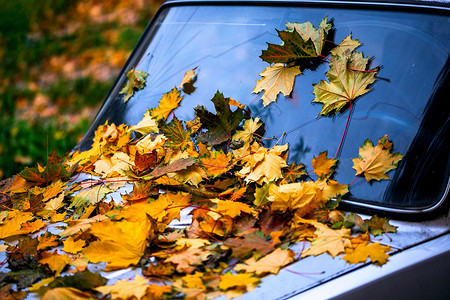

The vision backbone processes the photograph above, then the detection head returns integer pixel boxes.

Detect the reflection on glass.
[80,5,449,210]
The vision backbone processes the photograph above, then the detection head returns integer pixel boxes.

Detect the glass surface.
[79,4,450,210]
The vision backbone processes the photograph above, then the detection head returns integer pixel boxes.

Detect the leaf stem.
[335,100,353,159]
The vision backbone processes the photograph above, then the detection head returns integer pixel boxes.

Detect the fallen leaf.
[234,248,294,275]
[151,87,183,120]
[343,242,391,265]
[352,135,403,182]
[253,64,301,107]
[120,68,149,103]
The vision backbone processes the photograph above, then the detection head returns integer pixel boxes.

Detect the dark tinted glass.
[79,4,450,210]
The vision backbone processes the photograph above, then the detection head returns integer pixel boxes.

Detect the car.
[1,0,449,299]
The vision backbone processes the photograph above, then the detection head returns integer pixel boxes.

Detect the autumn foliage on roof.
[0,17,402,299]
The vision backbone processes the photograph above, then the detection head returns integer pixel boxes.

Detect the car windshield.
[78,3,450,212]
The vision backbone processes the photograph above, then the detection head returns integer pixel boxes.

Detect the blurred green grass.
[0,0,164,179]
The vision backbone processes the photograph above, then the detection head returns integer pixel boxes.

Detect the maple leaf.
[301,222,352,257]
[268,181,324,217]
[232,117,263,144]
[237,143,289,185]
[143,157,197,180]
[215,200,252,218]
[315,179,349,201]
[39,250,71,274]
[59,215,108,238]
[313,48,379,116]
[224,232,275,259]
[343,243,392,266]
[37,232,59,251]
[285,16,332,56]
[19,163,70,186]
[161,117,193,150]
[199,150,232,178]
[95,275,150,300]
[63,236,86,254]
[130,109,159,135]
[312,150,338,179]
[218,273,260,290]
[133,150,158,174]
[41,287,93,300]
[83,219,150,270]
[0,210,34,239]
[165,247,212,273]
[151,87,183,120]
[282,162,307,184]
[176,238,211,249]
[195,91,244,145]
[45,270,107,291]
[253,64,302,106]
[352,135,403,182]
[260,29,317,64]
[69,186,112,219]
[366,215,397,236]
[234,248,294,275]
[120,68,149,103]
[185,117,202,134]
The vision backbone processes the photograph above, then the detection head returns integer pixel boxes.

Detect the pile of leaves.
[0,17,402,299]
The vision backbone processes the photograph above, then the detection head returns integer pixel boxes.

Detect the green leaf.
[285,16,332,56]
[120,68,149,103]
[194,91,244,145]
[261,29,317,64]
[47,270,107,291]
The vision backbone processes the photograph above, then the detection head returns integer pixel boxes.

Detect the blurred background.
[0,0,165,179]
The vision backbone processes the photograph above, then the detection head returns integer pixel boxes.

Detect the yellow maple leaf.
[95,275,149,300]
[215,200,253,218]
[237,143,288,185]
[218,272,260,290]
[301,222,352,257]
[182,271,206,290]
[42,287,93,300]
[315,179,349,201]
[312,150,337,179]
[83,219,149,270]
[0,210,33,239]
[63,236,86,254]
[176,238,211,249]
[232,117,262,144]
[253,63,302,107]
[199,150,232,178]
[130,109,159,135]
[352,135,403,182]
[343,242,392,266]
[59,214,108,238]
[268,181,324,217]
[234,248,294,275]
[151,87,183,120]
[39,250,71,274]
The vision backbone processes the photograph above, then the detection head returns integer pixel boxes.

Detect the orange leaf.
[343,242,392,265]
[39,250,71,274]
[215,200,252,218]
[151,87,183,120]
[234,248,294,275]
[312,150,337,179]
